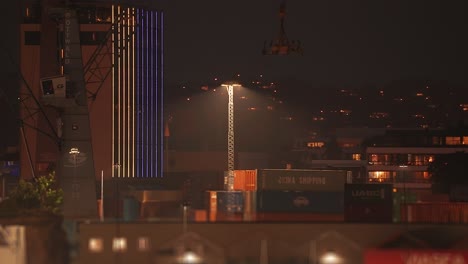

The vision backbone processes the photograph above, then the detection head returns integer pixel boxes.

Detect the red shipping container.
[245,212,344,222]
[401,202,468,224]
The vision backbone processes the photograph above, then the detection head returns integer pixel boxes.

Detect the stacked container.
[239,169,348,221]
[344,183,393,223]
[205,190,244,221]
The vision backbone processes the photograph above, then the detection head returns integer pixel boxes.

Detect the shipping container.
[401,202,468,224]
[257,169,347,191]
[344,184,393,204]
[244,212,344,222]
[233,170,257,191]
[255,190,344,213]
[345,203,393,223]
[206,190,244,213]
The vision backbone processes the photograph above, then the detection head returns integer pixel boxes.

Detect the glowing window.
[368,171,392,182]
[88,238,103,253]
[138,237,150,251]
[352,154,361,161]
[307,142,325,148]
[463,137,468,144]
[446,136,461,145]
[112,237,127,252]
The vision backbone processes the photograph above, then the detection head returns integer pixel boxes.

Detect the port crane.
[5,0,136,219]
[263,0,303,55]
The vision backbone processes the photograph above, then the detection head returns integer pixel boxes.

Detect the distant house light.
[88,238,103,253]
[138,237,150,251]
[446,136,461,145]
[112,237,127,252]
[352,154,361,161]
[307,142,325,148]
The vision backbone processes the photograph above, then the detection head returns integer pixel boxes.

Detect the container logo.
[293,196,310,207]
[351,189,385,199]
[278,176,326,185]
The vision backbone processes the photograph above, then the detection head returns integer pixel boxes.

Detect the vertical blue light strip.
[149,10,154,178]
[131,8,163,178]
[160,12,164,177]
[136,8,141,178]
[147,9,151,177]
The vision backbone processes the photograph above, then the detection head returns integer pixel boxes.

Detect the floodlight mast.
[222,83,240,191]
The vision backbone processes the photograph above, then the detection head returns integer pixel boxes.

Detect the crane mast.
[42,7,98,219]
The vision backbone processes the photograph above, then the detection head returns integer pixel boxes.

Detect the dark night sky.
[161,0,468,87]
[1,0,468,147]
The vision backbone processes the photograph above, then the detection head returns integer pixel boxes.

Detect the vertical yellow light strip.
[117,5,122,178]
[126,7,131,178]
[131,8,136,177]
[127,7,131,178]
[111,5,115,177]
[120,6,128,177]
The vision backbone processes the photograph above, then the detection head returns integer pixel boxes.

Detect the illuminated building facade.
[19,1,164,180]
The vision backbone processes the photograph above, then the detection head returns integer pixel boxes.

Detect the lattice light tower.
[222,82,241,191]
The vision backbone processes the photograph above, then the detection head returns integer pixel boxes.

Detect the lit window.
[368,171,391,182]
[138,237,150,251]
[446,136,461,145]
[307,142,325,148]
[112,237,127,252]
[88,238,103,253]
[463,137,468,145]
[352,154,361,160]
[428,156,434,163]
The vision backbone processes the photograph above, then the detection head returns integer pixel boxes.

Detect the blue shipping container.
[256,191,344,213]
[208,191,244,213]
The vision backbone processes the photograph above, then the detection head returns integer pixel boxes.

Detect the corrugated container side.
[245,170,257,190]
[401,202,468,224]
[246,212,344,222]
[233,170,246,190]
[233,170,257,191]
[256,190,344,213]
[257,169,346,191]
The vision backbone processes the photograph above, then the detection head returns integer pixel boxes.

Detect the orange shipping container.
[233,170,257,191]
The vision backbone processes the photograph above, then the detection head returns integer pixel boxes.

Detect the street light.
[221,82,241,191]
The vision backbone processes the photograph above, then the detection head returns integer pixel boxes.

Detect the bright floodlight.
[221,82,241,88]
[320,250,342,264]
[179,250,202,264]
